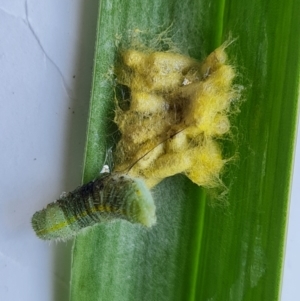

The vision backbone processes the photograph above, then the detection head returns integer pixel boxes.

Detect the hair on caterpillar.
[32,169,156,241]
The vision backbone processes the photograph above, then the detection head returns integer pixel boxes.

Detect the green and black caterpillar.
[31,171,156,241]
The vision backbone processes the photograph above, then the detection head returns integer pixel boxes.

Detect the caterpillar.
[31,172,156,241]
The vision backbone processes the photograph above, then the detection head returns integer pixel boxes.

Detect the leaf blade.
[70,0,300,300]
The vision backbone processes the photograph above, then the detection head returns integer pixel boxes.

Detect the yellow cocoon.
[114,43,237,189]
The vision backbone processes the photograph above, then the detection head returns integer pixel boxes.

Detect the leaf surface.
[70,0,300,300]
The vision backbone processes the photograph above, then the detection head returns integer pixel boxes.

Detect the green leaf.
[70,0,300,300]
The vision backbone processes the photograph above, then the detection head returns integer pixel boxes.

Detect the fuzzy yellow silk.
[115,43,237,189]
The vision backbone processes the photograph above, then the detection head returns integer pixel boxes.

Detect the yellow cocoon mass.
[114,43,237,189]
